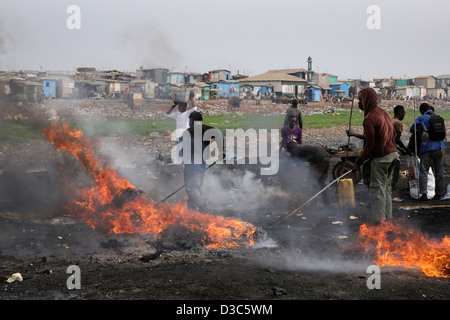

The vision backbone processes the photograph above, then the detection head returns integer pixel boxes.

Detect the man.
[352,88,399,223]
[286,140,331,205]
[409,103,446,201]
[408,102,431,157]
[181,111,217,212]
[391,105,411,190]
[165,91,197,156]
[284,99,303,129]
[280,115,302,150]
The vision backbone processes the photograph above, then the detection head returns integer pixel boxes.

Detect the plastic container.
[338,178,355,208]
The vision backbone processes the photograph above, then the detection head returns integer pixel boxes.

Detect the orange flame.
[358,221,450,278]
[42,122,256,248]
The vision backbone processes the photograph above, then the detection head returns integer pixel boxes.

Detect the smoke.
[196,151,371,274]
[98,138,167,200]
[203,167,289,214]
[261,248,372,274]
[115,21,183,70]
[0,18,17,69]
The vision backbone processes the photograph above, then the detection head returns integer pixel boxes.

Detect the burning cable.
[42,122,257,248]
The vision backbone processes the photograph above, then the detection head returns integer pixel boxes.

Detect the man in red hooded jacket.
[352,88,399,223]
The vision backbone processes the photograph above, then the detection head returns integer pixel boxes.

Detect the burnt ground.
[0,153,449,305]
[0,101,449,313]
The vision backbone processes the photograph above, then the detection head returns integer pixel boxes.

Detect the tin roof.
[239,72,306,83]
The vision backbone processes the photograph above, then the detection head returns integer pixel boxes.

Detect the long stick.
[267,170,353,230]
[413,99,418,158]
[154,161,217,206]
[343,97,355,167]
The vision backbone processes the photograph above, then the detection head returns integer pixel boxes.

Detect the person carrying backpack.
[410,103,446,201]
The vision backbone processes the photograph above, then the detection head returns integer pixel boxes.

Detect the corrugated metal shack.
[9,79,42,103]
[41,77,75,98]
[137,68,169,84]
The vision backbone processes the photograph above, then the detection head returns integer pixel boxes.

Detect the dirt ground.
[1,175,449,301]
[0,99,449,308]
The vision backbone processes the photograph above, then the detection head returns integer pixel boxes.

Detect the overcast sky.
[1,0,449,80]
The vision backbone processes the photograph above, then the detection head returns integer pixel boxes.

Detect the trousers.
[183,164,207,212]
[419,149,445,195]
[369,151,399,222]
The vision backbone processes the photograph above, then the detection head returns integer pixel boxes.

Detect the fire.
[358,220,450,278]
[42,122,256,248]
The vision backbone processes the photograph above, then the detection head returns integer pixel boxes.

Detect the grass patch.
[0,119,49,144]
[1,108,449,144]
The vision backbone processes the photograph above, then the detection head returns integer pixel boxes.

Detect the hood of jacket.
[358,87,378,116]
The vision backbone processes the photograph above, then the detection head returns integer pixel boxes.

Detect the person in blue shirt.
[410,103,446,201]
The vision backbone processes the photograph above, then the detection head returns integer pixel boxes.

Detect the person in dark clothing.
[407,102,431,157]
[280,115,302,150]
[284,99,303,129]
[286,140,331,205]
[181,111,218,212]
[352,88,398,222]
[409,103,446,201]
[391,105,411,190]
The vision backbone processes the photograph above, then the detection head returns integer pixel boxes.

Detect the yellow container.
[338,179,355,208]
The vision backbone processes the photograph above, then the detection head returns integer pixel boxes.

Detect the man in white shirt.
[165,91,198,157]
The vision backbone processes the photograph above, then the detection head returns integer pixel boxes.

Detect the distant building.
[137,68,169,84]
[239,68,307,98]
[304,85,322,102]
[330,82,350,98]
[426,87,446,99]
[168,72,186,84]
[185,73,203,84]
[329,75,338,84]
[374,77,397,89]
[9,79,42,103]
[129,80,157,99]
[41,77,75,99]
[210,80,240,97]
[414,75,436,89]
[436,74,450,89]
[208,69,231,83]
[75,67,99,81]
[346,79,370,97]
[231,71,248,81]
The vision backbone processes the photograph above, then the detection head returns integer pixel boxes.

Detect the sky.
[1,0,449,81]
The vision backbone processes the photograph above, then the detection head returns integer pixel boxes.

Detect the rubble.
[6,273,23,283]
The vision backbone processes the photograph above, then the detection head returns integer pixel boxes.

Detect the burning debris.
[111,187,145,208]
[41,122,257,249]
[357,220,450,278]
[157,224,212,250]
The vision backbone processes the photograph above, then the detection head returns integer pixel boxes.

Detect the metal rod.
[413,99,418,158]
[343,97,355,167]
[267,170,353,230]
[154,185,185,207]
[154,161,218,207]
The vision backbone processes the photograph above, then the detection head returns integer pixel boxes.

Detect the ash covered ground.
[0,99,449,304]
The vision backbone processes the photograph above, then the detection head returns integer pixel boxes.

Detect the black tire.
[332,160,362,184]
